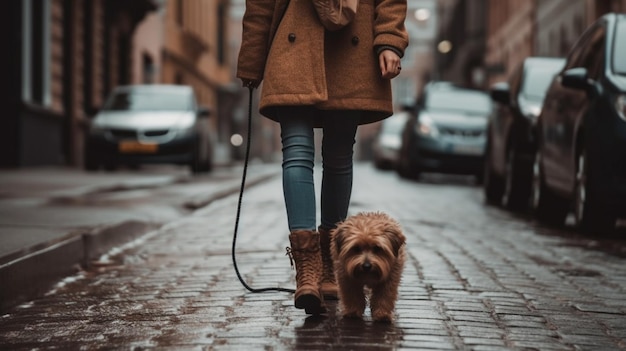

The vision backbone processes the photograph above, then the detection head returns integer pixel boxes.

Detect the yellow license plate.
[118,141,158,153]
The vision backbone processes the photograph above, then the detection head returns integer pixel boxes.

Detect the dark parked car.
[532,13,626,232]
[484,57,565,210]
[397,82,492,180]
[85,85,213,173]
[372,110,410,170]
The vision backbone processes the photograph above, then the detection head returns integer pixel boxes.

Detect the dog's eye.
[350,246,362,254]
[372,245,383,254]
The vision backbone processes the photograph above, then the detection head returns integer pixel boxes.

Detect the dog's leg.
[338,282,366,319]
[371,248,406,322]
[370,283,398,323]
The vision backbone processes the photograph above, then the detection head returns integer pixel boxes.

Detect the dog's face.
[331,212,405,285]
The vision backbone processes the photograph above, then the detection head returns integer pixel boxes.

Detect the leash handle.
[231,87,295,294]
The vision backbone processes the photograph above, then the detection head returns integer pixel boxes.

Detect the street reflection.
[293,301,404,350]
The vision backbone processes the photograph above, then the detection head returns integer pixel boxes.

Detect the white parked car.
[372,111,410,170]
[84,85,213,173]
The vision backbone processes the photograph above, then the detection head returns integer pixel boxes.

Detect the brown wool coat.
[237,0,409,126]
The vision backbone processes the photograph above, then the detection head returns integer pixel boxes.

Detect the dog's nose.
[362,262,372,272]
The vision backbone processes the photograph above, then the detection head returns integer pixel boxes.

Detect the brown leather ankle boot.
[287,230,326,315]
[318,227,338,300]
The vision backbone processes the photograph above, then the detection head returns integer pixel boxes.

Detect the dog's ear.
[331,227,344,256]
[385,225,406,257]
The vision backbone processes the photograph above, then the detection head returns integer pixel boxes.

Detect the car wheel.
[474,170,484,185]
[103,161,118,172]
[397,155,410,178]
[400,157,420,179]
[191,159,211,174]
[396,144,420,179]
[574,147,615,234]
[530,151,568,225]
[190,140,211,174]
[84,146,100,171]
[374,158,391,171]
[502,147,531,211]
[98,153,117,171]
[483,142,504,205]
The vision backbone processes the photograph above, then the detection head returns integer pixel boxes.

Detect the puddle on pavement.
[289,301,404,349]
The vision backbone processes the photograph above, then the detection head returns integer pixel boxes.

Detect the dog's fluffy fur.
[330,212,406,322]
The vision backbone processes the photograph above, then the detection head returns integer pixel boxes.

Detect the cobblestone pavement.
[1,164,626,350]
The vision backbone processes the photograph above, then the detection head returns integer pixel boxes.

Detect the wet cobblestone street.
[1,164,626,350]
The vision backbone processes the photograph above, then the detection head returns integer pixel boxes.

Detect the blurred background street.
[1,0,626,349]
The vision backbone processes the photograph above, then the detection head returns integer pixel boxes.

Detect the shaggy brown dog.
[330,212,406,322]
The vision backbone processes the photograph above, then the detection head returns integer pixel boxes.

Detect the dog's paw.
[372,310,394,323]
[342,310,364,320]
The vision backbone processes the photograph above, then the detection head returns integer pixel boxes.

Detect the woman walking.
[237,0,408,315]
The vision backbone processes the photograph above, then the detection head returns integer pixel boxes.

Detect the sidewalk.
[0,164,279,312]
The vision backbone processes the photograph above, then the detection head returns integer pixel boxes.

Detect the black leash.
[231,87,296,294]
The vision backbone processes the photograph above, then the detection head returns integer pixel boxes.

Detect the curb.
[0,235,83,313]
[82,221,161,265]
[0,169,279,314]
[0,221,161,314]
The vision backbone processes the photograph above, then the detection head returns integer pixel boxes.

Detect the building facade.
[401,0,438,102]
[486,0,626,87]
[435,0,488,88]
[0,0,157,168]
[160,0,235,165]
[484,0,535,87]
[0,0,240,169]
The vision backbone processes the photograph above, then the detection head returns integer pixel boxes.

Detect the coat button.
[351,36,360,46]
[288,33,296,42]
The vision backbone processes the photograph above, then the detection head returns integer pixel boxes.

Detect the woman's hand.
[379,49,402,79]
[242,79,261,89]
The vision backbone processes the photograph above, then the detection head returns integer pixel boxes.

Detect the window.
[21,0,32,101]
[509,64,523,100]
[21,0,51,106]
[427,90,492,115]
[175,71,184,85]
[142,53,155,84]
[176,0,184,27]
[104,90,192,112]
[580,25,606,79]
[564,23,605,72]
[613,20,626,75]
[522,62,564,100]
[217,1,227,65]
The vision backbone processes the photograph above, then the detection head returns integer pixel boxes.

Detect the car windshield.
[426,90,492,115]
[614,20,626,75]
[104,90,192,111]
[522,65,562,99]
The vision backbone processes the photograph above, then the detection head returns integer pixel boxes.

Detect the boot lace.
[286,247,318,281]
[285,247,294,269]
[321,254,335,283]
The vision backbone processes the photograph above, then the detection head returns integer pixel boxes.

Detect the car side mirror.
[490,82,511,105]
[561,67,590,91]
[401,103,415,113]
[198,106,211,118]
[561,67,602,97]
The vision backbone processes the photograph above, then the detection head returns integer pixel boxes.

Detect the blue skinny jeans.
[279,109,359,232]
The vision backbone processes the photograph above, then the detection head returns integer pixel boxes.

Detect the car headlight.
[380,135,402,150]
[521,104,542,120]
[175,127,196,138]
[416,114,439,138]
[176,114,196,129]
[89,118,107,135]
[617,94,626,122]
